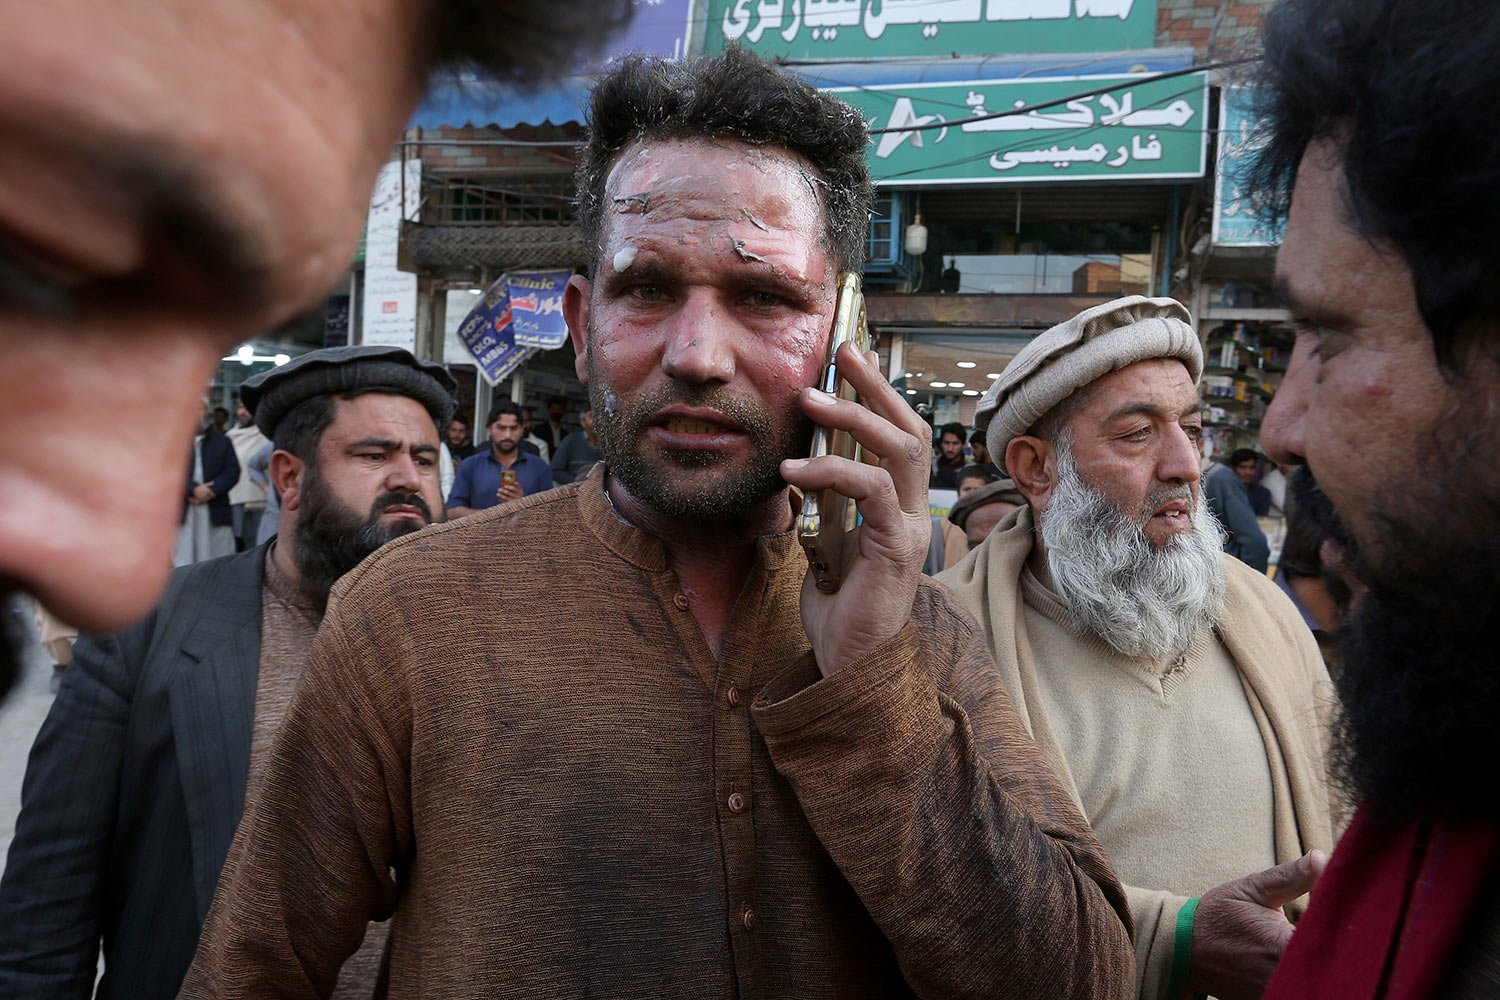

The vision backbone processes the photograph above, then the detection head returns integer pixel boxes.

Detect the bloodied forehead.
[598,137,831,273]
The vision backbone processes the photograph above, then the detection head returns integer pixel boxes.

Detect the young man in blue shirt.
[447,399,554,517]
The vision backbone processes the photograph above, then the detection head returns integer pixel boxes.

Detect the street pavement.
[0,600,59,882]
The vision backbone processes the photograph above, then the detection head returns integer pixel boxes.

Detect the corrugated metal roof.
[408,77,594,130]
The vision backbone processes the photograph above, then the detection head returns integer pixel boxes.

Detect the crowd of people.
[1,0,1498,997]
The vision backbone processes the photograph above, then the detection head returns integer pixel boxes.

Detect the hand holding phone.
[780,272,935,677]
[797,273,870,593]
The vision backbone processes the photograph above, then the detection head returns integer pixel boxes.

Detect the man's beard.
[1039,443,1227,661]
[292,466,435,612]
[1290,467,1500,822]
[587,345,812,523]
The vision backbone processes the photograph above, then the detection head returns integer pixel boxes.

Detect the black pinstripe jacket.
[0,545,267,999]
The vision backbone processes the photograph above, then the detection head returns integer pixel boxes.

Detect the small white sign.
[361,159,422,350]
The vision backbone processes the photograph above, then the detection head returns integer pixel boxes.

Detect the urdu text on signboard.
[832,72,1210,186]
[707,0,1158,59]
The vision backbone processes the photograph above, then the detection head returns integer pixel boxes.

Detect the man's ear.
[269,450,306,513]
[1006,435,1057,513]
[565,274,592,385]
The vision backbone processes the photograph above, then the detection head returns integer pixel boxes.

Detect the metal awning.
[405,48,1197,130]
[407,76,594,130]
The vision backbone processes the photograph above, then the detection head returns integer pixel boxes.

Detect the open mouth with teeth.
[1149,500,1192,526]
[649,412,747,454]
[663,417,730,435]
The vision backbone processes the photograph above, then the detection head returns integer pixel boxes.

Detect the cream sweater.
[938,507,1341,999]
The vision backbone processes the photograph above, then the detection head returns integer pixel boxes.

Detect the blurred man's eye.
[0,244,81,315]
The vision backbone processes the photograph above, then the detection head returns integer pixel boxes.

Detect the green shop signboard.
[830,72,1209,185]
[707,0,1157,59]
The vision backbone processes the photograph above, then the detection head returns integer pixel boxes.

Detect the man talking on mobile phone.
[182,50,1132,999]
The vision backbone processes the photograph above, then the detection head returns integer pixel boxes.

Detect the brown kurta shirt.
[255,547,389,1000]
[181,466,1132,999]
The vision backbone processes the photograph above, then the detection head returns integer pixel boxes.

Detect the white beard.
[1039,443,1227,661]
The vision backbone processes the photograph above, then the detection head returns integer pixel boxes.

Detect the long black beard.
[1291,468,1500,822]
[292,469,432,613]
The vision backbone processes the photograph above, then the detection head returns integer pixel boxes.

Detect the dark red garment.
[1265,807,1500,999]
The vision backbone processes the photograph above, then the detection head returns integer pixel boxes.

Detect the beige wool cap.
[976,295,1201,461]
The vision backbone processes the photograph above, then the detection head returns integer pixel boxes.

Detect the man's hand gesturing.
[1186,850,1328,1000]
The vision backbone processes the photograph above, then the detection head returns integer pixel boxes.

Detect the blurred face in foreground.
[0,0,431,641]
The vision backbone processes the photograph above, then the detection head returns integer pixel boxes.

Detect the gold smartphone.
[797,272,870,593]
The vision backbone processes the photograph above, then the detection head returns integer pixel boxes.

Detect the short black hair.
[273,396,337,463]
[420,0,634,86]
[1248,0,1500,362]
[1230,448,1260,466]
[939,422,966,442]
[486,399,526,427]
[576,47,873,276]
[449,412,470,429]
[969,428,987,446]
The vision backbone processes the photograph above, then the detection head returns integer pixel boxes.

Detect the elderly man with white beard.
[938,296,1339,1000]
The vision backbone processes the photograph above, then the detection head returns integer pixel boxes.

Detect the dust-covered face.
[565,137,838,521]
[0,0,429,633]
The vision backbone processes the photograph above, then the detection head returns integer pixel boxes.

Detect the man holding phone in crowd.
[180,49,1132,999]
[446,399,554,517]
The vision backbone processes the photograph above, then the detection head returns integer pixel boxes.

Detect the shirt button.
[726,684,741,708]
[727,791,746,813]
[741,906,755,930]
[673,593,689,610]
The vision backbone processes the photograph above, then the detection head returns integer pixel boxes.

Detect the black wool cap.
[241,345,457,439]
[947,478,1027,529]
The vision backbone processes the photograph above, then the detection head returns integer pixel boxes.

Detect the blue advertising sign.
[611,0,695,61]
[1213,88,1283,247]
[505,269,574,349]
[456,277,536,385]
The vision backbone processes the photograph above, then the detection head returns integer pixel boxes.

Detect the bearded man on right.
[939,296,1340,1000]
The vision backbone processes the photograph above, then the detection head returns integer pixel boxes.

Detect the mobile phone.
[501,470,517,488]
[797,272,870,593]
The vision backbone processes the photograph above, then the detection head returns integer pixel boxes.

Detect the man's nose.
[661,292,735,385]
[1159,423,1202,486]
[1261,337,1313,466]
[385,452,424,493]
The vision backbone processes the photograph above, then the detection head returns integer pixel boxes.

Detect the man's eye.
[0,243,81,315]
[359,452,386,462]
[1183,424,1204,442]
[744,290,788,310]
[628,284,666,303]
[1124,426,1151,441]
[1294,319,1340,360]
